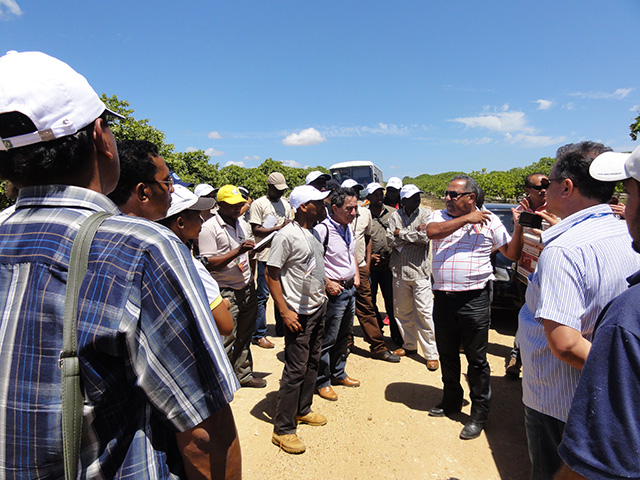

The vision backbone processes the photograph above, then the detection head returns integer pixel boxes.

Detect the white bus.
[329,160,384,187]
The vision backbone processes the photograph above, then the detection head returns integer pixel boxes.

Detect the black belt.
[332,278,355,290]
[435,286,486,297]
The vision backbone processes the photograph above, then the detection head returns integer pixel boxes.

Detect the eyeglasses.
[149,178,174,188]
[444,191,473,199]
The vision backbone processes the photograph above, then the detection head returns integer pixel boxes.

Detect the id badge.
[236,255,249,273]
[305,256,316,278]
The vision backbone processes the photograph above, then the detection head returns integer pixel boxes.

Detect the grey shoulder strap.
[61,211,111,480]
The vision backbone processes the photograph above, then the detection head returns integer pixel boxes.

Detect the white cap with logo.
[366,182,384,196]
[164,185,215,218]
[289,185,330,210]
[0,50,123,151]
[386,177,403,190]
[340,178,364,191]
[589,144,640,182]
[400,184,424,200]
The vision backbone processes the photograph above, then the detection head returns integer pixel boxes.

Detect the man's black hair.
[0,111,107,185]
[331,187,357,208]
[524,172,546,188]
[107,140,160,206]
[554,141,615,203]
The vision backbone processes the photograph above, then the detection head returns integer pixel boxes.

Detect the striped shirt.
[519,203,640,421]
[387,206,432,281]
[428,209,510,291]
[0,185,238,479]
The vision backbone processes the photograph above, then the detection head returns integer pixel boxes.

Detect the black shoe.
[428,403,462,417]
[240,377,267,388]
[372,350,401,363]
[460,419,485,440]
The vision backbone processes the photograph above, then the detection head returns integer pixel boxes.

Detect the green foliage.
[405,157,556,203]
[630,112,640,141]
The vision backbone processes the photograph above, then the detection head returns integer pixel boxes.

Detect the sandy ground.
[230,294,530,480]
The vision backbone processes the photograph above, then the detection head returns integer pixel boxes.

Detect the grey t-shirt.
[267,222,326,315]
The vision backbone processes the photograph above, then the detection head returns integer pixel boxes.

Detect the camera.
[519,211,543,229]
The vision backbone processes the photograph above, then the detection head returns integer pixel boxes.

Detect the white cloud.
[282,127,326,146]
[504,133,566,148]
[450,137,494,146]
[563,103,574,111]
[0,0,23,19]
[535,99,553,110]
[243,155,261,161]
[205,148,224,157]
[570,88,634,100]
[324,122,414,138]
[207,131,222,139]
[224,160,245,168]
[631,105,639,112]
[451,108,535,134]
[281,160,302,168]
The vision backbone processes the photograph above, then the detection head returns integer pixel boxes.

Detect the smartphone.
[519,211,543,229]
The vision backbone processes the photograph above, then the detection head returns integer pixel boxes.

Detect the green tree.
[630,112,640,141]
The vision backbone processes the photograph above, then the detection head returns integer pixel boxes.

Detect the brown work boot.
[272,432,306,454]
[296,411,327,426]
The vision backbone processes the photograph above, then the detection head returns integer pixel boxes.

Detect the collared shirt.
[368,204,395,268]
[267,222,326,315]
[351,206,372,267]
[248,195,292,262]
[199,212,253,289]
[386,206,432,281]
[518,203,640,421]
[314,216,356,281]
[0,185,238,478]
[428,208,510,291]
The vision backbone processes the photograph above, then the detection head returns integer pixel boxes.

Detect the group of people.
[0,50,639,479]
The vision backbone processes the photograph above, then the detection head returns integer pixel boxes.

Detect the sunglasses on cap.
[444,191,473,199]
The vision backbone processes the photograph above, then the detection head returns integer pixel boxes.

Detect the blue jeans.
[316,285,355,389]
[524,406,565,480]
[253,261,283,340]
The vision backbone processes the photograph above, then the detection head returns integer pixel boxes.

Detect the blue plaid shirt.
[0,185,238,479]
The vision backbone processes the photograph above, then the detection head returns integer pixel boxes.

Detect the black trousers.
[433,287,491,422]
[370,267,403,346]
[273,301,326,435]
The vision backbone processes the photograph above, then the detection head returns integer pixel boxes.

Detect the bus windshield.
[330,166,376,186]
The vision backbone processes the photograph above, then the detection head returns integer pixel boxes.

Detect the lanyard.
[569,211,612,229]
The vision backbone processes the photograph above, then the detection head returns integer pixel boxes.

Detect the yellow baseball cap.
[217,184,246,204]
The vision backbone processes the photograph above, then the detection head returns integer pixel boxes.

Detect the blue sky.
[1,1,639,179]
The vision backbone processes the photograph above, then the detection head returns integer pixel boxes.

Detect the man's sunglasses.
[528,178,550,190]
[444,191,473,199]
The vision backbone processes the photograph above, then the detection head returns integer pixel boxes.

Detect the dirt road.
[230,299,530,480]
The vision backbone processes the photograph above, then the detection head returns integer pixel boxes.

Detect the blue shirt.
[558,270,640,479]
[518,204,640,421]
[0,185,238,479]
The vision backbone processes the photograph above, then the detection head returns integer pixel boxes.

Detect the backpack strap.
[61,211,111,480]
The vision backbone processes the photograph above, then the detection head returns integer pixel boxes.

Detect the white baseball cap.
[366,182,384,196]
[589,144,640,182]
[341,178,364,191]
[164,185,215,218]
[0,51,123,151]
[386,177,403,190]
[289,185,330,210]
[194,183,215,197]
[400,184,423,200]
[305,170,331,185]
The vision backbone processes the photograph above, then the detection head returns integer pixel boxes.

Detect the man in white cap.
[158,185,233,338]
[516,142,640,479]
[384,176,403,209]
[200,185,266,388]
[387,184,438,367]
[342,179,399,363]
[367,182,403,347]
[306,170,331,192]
[426,174,524,441]
[266,185,330,454]
[249,172,292,346]
[555,144,640,480]
[0,51,240,478]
